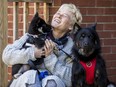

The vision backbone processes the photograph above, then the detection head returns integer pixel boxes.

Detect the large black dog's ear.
[73,23,81,32]
[72,23,82,41]
[90,23,97,30]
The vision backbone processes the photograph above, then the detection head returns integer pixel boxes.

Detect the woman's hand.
[44,39,55,57]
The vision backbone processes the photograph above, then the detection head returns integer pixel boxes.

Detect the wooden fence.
[0,0,52,86]
[8,0,52,41]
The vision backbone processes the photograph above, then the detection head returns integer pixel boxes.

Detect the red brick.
[8,8,13,14]
[18,30,23,37]
[111,47,116,53]
[100,39,104,46]
[8,22,13,29]
[107,68,116,76]
[87,8,105,15]
[18,23,23,29]
[109,75,116,83]
[113,0,116,7]
[112,16,116,22]
[29,2,34,6]
[62,0,95,7]
[29,8,34,14]
[103,39,116,45]
[8,30,13,36]
[49,15,53,22]
[102,47,111,53]
[105,8,116,15]
[108,76,116,83]
[96,16,113,22]
[54,0,61,6]
[106,61,116,68]
[18,2,23,6]
[79,8,87,15]
[8,2,13,6]
[49,7,59,16]
[98,31,112,38]
[8,15,13,22]
[104,24,116,31]
[96,24,103,31]
[28,15,34,21]
[38,8,43,14]
[96,0,113,7]
[18,8,23,14]
[103,54,116,60]
[39,2,44,6]
[83,16,95,23]
[18,14,23,23]
[112,31,116,38]
[8,37,13,44]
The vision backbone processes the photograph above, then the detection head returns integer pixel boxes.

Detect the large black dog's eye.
[88,35,93,39]
[80,33,85,39]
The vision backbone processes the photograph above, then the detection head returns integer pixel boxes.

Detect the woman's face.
[51,7,73,32]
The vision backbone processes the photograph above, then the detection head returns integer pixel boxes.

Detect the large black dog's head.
[73,23,101,62]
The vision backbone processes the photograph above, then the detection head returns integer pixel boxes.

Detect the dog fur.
[72,23,116,87]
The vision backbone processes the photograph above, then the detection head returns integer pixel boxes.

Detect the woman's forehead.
[58,6,72,12]
[58,7,74,15]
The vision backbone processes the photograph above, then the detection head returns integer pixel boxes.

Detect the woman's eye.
[62,14,68,17]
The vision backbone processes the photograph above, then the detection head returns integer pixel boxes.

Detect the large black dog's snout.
[83,38,90,47]
[81,36,94,48]
[83,41,88,47]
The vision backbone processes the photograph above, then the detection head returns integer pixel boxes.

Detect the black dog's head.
[27,12,52,49]
[73,23,101,62]
[28,12,51,35]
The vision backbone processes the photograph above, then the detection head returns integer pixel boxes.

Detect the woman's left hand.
[44,39,55,57]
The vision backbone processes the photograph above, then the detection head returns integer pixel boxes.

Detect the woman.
[2,3,82,87]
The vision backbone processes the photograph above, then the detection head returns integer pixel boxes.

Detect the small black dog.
[72,23,116,87]
[12,12,51,77]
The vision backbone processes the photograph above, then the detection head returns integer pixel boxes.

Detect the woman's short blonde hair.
[59,3,82,25]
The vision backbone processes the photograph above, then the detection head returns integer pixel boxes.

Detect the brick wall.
[7,0,116,83]
[62,0,116,83]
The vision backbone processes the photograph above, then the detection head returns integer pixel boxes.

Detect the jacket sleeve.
[2,33,36,65]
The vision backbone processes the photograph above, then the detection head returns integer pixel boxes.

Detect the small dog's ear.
[30,12,39,24]
[34,12,39,18]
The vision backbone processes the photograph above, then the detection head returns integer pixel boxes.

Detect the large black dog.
[72,23,116,87]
